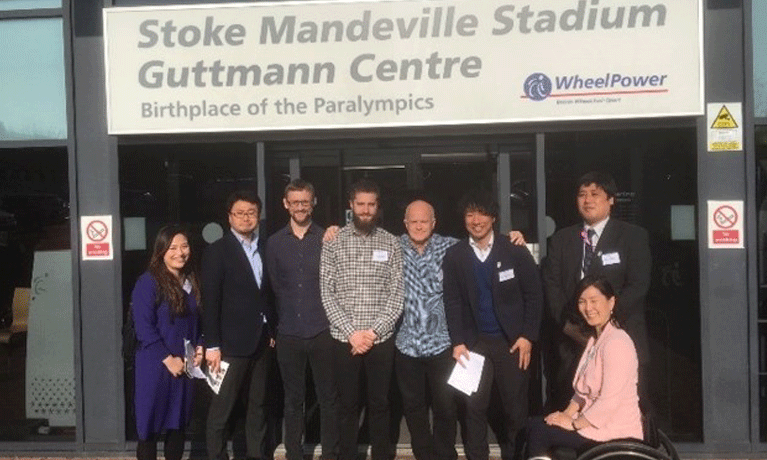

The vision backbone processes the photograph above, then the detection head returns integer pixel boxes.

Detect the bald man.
[394,200,530,460]
[395,200,460,460]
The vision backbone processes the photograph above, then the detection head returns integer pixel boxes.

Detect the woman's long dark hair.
[574,275,621,335]
[148,225,201,316]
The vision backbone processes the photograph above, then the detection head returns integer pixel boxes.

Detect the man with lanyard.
[266,179,339,460]
[543,171,651,412]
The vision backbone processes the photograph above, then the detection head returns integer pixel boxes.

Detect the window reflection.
[754,2,767,118]
[0,18,66,141]
[754,127,767,441]
[0,148,74,441]
[0,0,61,10]
[545,129,702,441]
[119,142,259,443]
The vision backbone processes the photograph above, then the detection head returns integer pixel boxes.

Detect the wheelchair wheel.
[576,439,672,460]
[656,429,680,460]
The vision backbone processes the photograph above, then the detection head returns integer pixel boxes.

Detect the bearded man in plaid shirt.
[320,178,404,460]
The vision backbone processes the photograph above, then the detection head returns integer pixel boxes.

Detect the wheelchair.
[539,414,680,460]
[574,427,680,460]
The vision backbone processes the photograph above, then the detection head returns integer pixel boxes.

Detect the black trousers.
[333,336,395,460]
[395,348,458,460]
[137,429,185,460]
[206,342,273,460]
[464,335,529,460]
[277,330,340,460]
[526,417,596,459]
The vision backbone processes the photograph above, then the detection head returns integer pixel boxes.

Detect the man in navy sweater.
[443,190,543,460]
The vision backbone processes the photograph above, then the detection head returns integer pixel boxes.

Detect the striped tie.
[582,228,597,275]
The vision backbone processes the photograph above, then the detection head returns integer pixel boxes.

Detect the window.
[0,18,66,140]
[0,147,74,441]
[0,0,60,10]
[754,1,767,118]
[545,128,702,441]
[119,142,260,442]
[755,126,767,441]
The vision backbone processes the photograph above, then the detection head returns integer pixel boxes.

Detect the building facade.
[0,0,764,455]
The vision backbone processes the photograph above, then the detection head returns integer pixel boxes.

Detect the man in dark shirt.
[265,179,339,460]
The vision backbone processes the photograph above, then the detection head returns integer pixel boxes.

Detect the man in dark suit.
[203,190,275,460]
[443,190,543,460]
[542,171,651,412]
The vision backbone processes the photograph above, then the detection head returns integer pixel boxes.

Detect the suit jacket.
[542,218,651,363]
[202,230,275,358]
[443,235,543,348]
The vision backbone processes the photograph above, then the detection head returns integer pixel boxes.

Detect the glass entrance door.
[119,141,261,444]
[264,138,540,447]
[264,140,538,243]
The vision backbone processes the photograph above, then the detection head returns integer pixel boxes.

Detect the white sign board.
[103,0,704,134]
[707,102,743,151]
[707,200,744,249]
[80,215,114,260]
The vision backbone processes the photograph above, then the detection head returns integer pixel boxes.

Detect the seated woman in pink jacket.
[527,275,643,460]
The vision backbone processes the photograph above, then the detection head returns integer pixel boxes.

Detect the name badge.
[498,268,515,282]
[601,252,621,266]
[372,250,389,262]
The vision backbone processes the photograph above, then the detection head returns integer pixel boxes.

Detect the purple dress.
[131,272,201,440]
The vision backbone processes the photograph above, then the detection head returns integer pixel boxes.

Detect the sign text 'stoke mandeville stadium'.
[103,0,703,134]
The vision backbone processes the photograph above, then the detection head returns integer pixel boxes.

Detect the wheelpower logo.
[522,71,669,101]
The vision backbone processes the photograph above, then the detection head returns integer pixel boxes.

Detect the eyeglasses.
[231,210,258,219]
[286,200,312,208]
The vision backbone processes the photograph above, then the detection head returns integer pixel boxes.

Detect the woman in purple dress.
[131,225,203,460]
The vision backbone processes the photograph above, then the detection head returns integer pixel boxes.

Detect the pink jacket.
[572,322,643,442]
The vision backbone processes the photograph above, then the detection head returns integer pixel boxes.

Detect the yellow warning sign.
[710,105,738,129]
[707,102,742,152]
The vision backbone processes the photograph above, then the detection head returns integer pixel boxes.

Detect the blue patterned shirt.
[395,233,458,358]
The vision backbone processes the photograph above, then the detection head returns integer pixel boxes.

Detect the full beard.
[353,213,377,234]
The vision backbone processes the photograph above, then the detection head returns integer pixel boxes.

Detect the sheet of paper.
[183,339,206,379]
[205,360,229,395]
[447,351,485,396]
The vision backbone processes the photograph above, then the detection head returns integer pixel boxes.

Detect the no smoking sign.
[713,205,737,229]
[81,215,114,260]
[708,201,743,249]
[86,220,109,241]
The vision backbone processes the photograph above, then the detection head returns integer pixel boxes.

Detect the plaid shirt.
[320,225,404,343]
[395,233,458,357]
